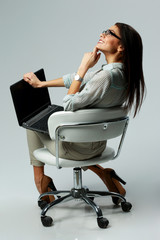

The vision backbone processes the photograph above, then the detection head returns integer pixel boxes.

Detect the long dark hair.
[115,22,146,117]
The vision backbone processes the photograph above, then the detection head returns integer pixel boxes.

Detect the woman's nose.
[100,32,105,38]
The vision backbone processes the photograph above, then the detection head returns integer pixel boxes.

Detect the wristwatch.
[74,74,83,82]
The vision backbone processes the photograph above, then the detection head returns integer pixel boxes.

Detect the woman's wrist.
[77,65,88,79]
[37,81,45,88]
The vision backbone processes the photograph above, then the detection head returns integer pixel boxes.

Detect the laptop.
[10,69,63,134]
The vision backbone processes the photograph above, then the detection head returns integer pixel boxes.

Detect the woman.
[23,22,146,207]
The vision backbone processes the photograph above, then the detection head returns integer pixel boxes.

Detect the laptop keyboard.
[31,105,63,133]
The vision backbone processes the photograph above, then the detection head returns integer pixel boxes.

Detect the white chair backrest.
[48,107,128,141]
[56,119,128,142]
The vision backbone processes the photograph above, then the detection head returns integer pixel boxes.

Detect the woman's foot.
[35,174,57,209]
[88,165,126,205]
[33,166,56,208]
[39,175,57,209]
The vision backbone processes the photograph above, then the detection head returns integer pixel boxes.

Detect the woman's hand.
[79,47,101,71]
[23,72,42,88]
[67,47,101,95]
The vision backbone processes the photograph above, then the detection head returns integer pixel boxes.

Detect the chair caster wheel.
[97,217,109,228]
[41,216,53,227]
[121,202,132,212]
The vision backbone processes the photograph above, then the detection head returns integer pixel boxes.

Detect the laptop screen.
[10,69,51,126]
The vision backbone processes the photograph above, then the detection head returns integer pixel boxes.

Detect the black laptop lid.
[10,69,51,126]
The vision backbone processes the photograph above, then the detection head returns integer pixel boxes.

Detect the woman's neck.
[105,53,123,64]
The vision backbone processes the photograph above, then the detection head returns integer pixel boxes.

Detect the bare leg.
[26,130,56,208]
[33,166,45,194]
[33,165,56,206]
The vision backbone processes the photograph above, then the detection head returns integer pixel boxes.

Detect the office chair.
[34,107,132,228]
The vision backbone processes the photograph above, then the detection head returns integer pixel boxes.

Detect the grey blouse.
[62,62,127,111]
[60,62,128,161]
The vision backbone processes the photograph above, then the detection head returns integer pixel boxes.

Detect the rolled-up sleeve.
[63,73,75,89]
[63,70,111,111]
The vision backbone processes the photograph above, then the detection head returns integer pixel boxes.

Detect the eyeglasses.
[102,29,121,40]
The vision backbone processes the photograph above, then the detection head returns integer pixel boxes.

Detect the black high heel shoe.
[108,169,126,205]
[38,176,57,209]
[88,165,126,205]
[110,170,126,185]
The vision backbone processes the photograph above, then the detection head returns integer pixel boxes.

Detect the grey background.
[0,0,160,239]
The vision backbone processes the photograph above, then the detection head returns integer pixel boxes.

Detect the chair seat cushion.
[33,146,115,168]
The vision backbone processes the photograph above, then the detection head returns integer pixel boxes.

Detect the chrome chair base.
[38,168,132,228]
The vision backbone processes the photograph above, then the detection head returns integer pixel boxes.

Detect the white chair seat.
[34,146,115,168]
